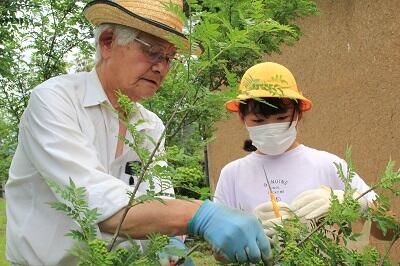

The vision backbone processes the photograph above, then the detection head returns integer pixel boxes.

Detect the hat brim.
[225,88,312,112]
[84,0,195,53]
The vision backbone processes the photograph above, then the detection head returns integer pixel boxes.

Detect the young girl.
[214,62,376,239]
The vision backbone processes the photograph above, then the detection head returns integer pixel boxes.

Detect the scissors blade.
[262,166,281,218]
[262,166,273,192]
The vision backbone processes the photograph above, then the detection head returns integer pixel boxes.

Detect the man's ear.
[98,28,115,60]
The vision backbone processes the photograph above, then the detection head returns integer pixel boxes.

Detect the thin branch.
[43,1,76,79]
[273,221,326,264]
[273,183,393,264]
[108,89,191,251]
[378,234,399,266]
[0,83,21,123]
[43,0,57,79]
[168,108,191,140]
[355,185,379,201]
[167,85,204,140]
[108,4,232,251]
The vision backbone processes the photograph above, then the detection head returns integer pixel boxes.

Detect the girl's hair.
[240,97,302,152]
[94,23,139,65]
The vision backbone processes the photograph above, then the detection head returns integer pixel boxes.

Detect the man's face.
[104,31,176,101]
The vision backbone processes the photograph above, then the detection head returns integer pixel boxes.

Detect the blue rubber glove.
[158,237,195,266]
[188,200,271,264]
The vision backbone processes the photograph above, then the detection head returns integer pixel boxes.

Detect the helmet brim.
[225,88,312,112]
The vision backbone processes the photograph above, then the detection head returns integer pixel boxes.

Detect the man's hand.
[290,186,368,220]
[158,237,194,266]
[188,200,271,264]
[254,201,292,244]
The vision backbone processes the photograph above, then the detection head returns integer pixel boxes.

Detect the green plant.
[0,198,7,266]
[0,111,15,188]
[47,178,169,266]
[0,0,93,126]
[46,87,216,264]
[264,147,400,266]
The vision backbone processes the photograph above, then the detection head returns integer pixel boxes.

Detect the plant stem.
[378,234,399,266]
[108,5,231,249]
[355,185,379,201]
[273,221,326,264]
[108,19,232,251]
[273,183,391,264]
[108,89,190,251]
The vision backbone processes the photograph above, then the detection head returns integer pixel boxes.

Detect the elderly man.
[5,0,271,265]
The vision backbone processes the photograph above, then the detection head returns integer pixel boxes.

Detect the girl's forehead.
[240,98,299,118]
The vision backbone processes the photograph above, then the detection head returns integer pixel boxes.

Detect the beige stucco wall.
[208,0,400,261]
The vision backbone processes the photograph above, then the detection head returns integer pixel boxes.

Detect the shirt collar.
[83,69,109,107]
[83,69,157,131]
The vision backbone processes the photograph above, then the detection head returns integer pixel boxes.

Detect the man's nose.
[151,59,170,75]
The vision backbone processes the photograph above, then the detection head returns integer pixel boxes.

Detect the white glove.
[290,186,368,220]
[254,201,292,242]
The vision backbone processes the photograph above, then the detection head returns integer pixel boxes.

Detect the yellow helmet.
[225,62,312,112]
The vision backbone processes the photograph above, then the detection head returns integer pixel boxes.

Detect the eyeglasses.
[133,37,176,67]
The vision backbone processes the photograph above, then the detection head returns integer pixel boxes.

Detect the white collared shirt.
[5,70,173,265]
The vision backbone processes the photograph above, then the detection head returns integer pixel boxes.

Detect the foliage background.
[0,199,7,265]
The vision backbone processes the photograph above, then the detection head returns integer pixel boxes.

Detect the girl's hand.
[254,201,292,244]
[290,186,368,220]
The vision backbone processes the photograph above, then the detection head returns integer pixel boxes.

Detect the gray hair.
[94,23,139,65]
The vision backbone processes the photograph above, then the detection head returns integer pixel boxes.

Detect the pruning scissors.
[262,166,281,218]
[173,243,200,266]
[169,258,183,266]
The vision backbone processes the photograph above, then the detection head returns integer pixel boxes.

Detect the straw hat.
[83,0,189,49]
[225,62,312,112]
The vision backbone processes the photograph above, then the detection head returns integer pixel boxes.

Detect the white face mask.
[246,119,297,155]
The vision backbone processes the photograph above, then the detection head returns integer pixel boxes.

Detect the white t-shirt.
[214,144,375,213]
